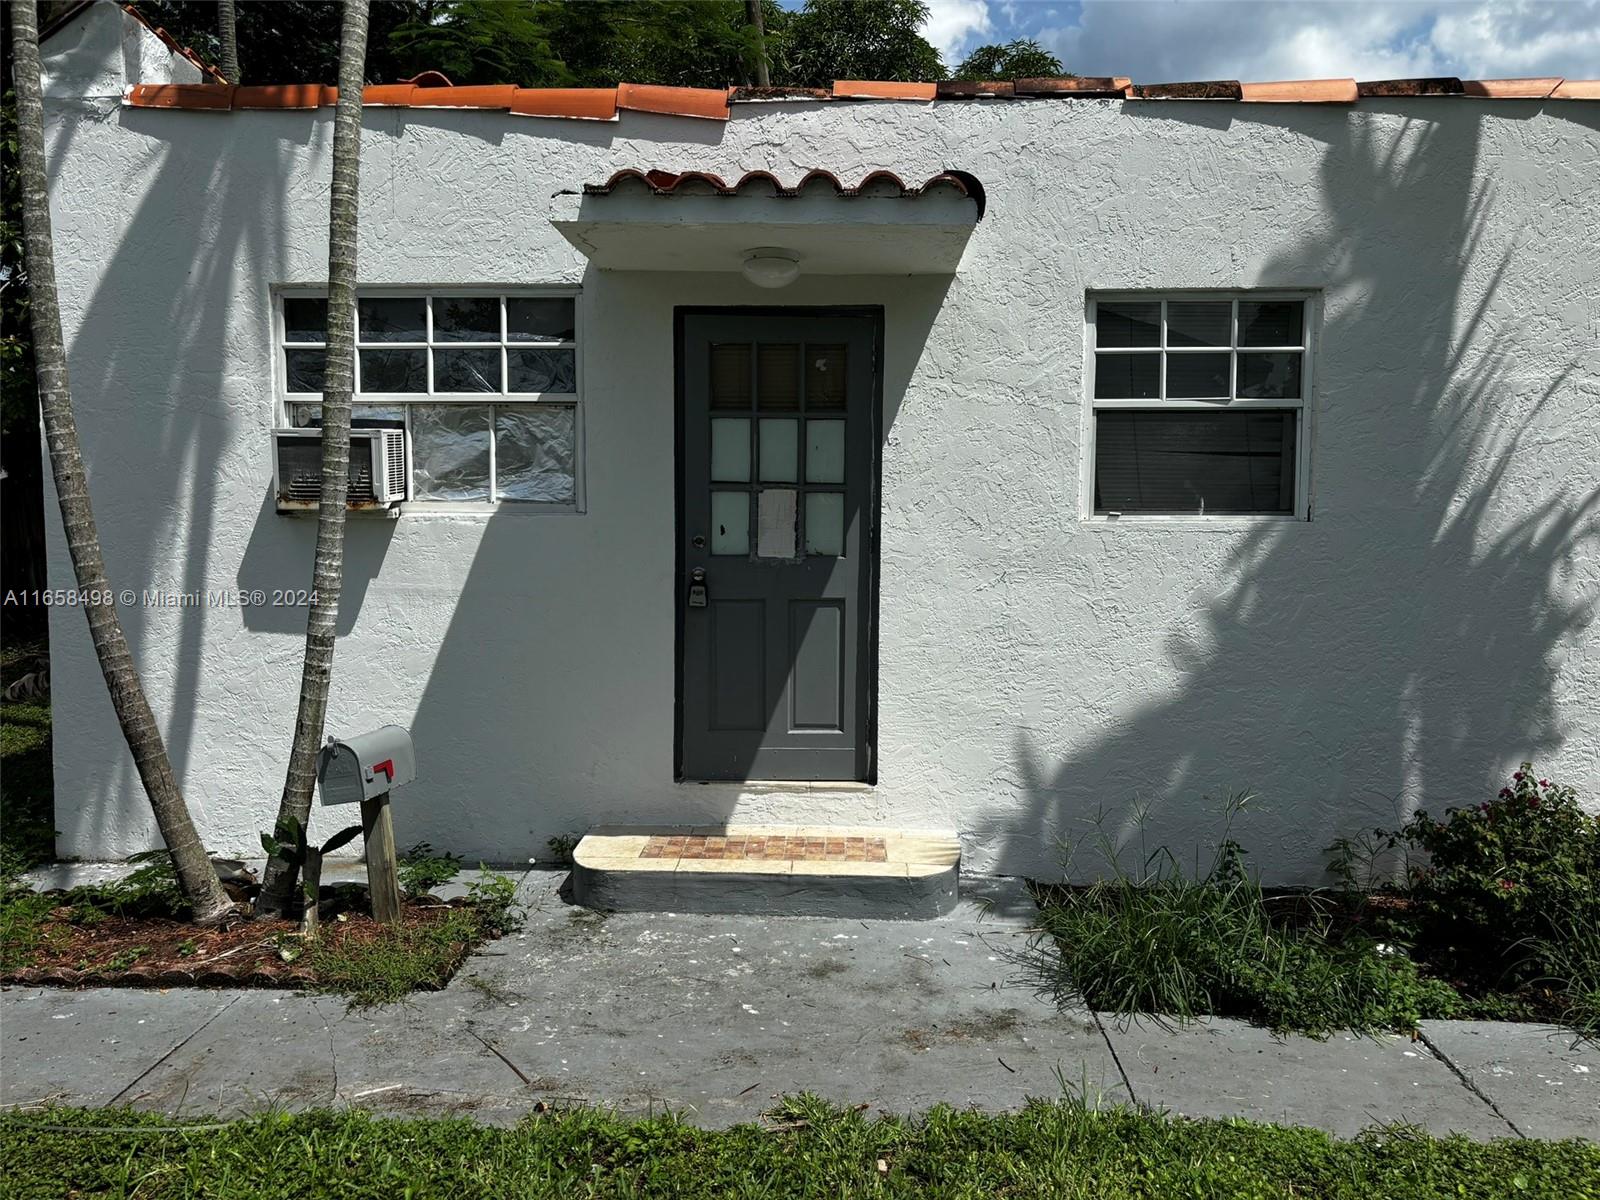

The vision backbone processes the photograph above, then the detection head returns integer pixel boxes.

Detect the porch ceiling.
[549,169,984,275]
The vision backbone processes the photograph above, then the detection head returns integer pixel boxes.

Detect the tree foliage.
[952,38,1064,82]
[777,0,943,88]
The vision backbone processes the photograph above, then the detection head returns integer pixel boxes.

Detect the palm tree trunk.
[257,0,371,918]
[745,0,770,87]
[9,0,231,924]
[217,0,240,84]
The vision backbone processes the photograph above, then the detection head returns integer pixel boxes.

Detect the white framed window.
[1085,292,1313,519]
[276,287,581,510]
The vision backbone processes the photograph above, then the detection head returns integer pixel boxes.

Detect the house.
[34,1,1600,903]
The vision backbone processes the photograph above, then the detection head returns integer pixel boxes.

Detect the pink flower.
[1480,803,1491,812]
[1528,797,1540,809]
[1499,788,1512,799]
[1513,772,1525,782]
[1499,879,1516,891]
[1539,779,1549,788]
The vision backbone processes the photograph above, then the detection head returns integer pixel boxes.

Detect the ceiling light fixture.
[742,246,801,289]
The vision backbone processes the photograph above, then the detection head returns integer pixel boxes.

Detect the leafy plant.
[396,842,463,897]
[261,817,363,938]
[1033,797,1459,1036]
[545,833,580,865]
[104,945,149,972]
[65,850,187,919]
[466,866,525,934]
[1396,764,1600,987]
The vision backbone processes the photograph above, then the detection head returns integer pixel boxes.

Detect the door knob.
[687,567,708,608]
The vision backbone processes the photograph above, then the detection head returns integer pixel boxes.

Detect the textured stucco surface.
[37,5,1600,881]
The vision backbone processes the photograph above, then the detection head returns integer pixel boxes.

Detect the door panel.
[789,601,844,732]
[709,601,766,731]
[679,312,877,781]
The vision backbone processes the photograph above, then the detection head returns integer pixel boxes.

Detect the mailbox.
[317,726,415,807]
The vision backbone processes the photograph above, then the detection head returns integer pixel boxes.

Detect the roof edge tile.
[832,80,937,101]
[406,84,518,110]
[1463,77,1563,98]
[936,80,1015,98]
[1356,77,1464,97]
[1551,79,1600,99]
[1130,80,1244,100]
[1014,76,1129,97]
[233,84,327,110]
[512,87,618,120]
[126,83,234,110]
[1241,78,1358,103]
[616,83,731,120]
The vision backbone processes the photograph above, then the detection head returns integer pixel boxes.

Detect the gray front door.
[679,311,878,781]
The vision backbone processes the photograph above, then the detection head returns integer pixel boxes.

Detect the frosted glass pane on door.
[759,419,798,482]
[805,492,845,557]
[806,420,845,483]
[711,419,751,481]
[711,491,749,555]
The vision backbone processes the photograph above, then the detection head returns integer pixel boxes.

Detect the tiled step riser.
[572,864,959,919]
[571,825,962,920]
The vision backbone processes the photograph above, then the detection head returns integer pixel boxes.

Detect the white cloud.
[1030,0,1600,82]
[922,0,997,66]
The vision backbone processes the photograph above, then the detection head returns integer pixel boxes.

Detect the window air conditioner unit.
[273,427,407,514]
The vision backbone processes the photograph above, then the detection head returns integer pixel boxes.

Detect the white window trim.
[272,285,584,515]
[1080,290,1316,525]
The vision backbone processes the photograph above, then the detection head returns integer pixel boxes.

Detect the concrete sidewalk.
[2,869,1595,1138]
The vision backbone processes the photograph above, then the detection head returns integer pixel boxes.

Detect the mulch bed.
[2,893,471,991]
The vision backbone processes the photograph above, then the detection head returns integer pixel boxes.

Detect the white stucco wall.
[38,5,1600,882]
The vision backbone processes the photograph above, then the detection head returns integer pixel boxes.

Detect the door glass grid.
[706,341,847,557]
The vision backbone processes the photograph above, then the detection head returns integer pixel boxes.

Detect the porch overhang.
[549,169,984,276]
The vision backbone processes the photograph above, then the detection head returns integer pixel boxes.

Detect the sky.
[908,0,1600,80]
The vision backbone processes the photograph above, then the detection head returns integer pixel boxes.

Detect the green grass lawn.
[2,1101,1596,1199]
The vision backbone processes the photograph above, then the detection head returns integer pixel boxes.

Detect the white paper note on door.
[757,488,797,559]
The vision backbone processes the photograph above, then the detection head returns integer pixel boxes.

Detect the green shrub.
[465,865,525,934]
[69,850,186,918]
[1397,764,1600,987]
[1035,836,1459,1036]
[396,842,463,897]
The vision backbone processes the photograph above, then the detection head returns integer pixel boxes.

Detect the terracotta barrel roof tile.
[233,84,328,110]
[582,169,979,202]
[408,84,518,109]
[1241,78,1359,103]
[1463,78,1563,98]
[1129,81,1244,100]
[1014,76,1130,97]
[1551,79,1600,99]
[936,80,1016,98]
[127,83,234,110]
[616,83,732,120]
[832,80,937,101]
[1357,77,1465,97]
[512,87,619,120]
[362,83,418,107]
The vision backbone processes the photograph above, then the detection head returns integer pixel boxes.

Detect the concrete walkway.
[2,869,1595,1138]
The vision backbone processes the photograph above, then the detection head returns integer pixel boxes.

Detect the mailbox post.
[317,726,415,925]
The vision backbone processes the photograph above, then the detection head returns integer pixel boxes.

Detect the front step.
[571,826,960,919]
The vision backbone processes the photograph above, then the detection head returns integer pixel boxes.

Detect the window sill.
[1080,513,1309,530]
[398,502,583,517]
